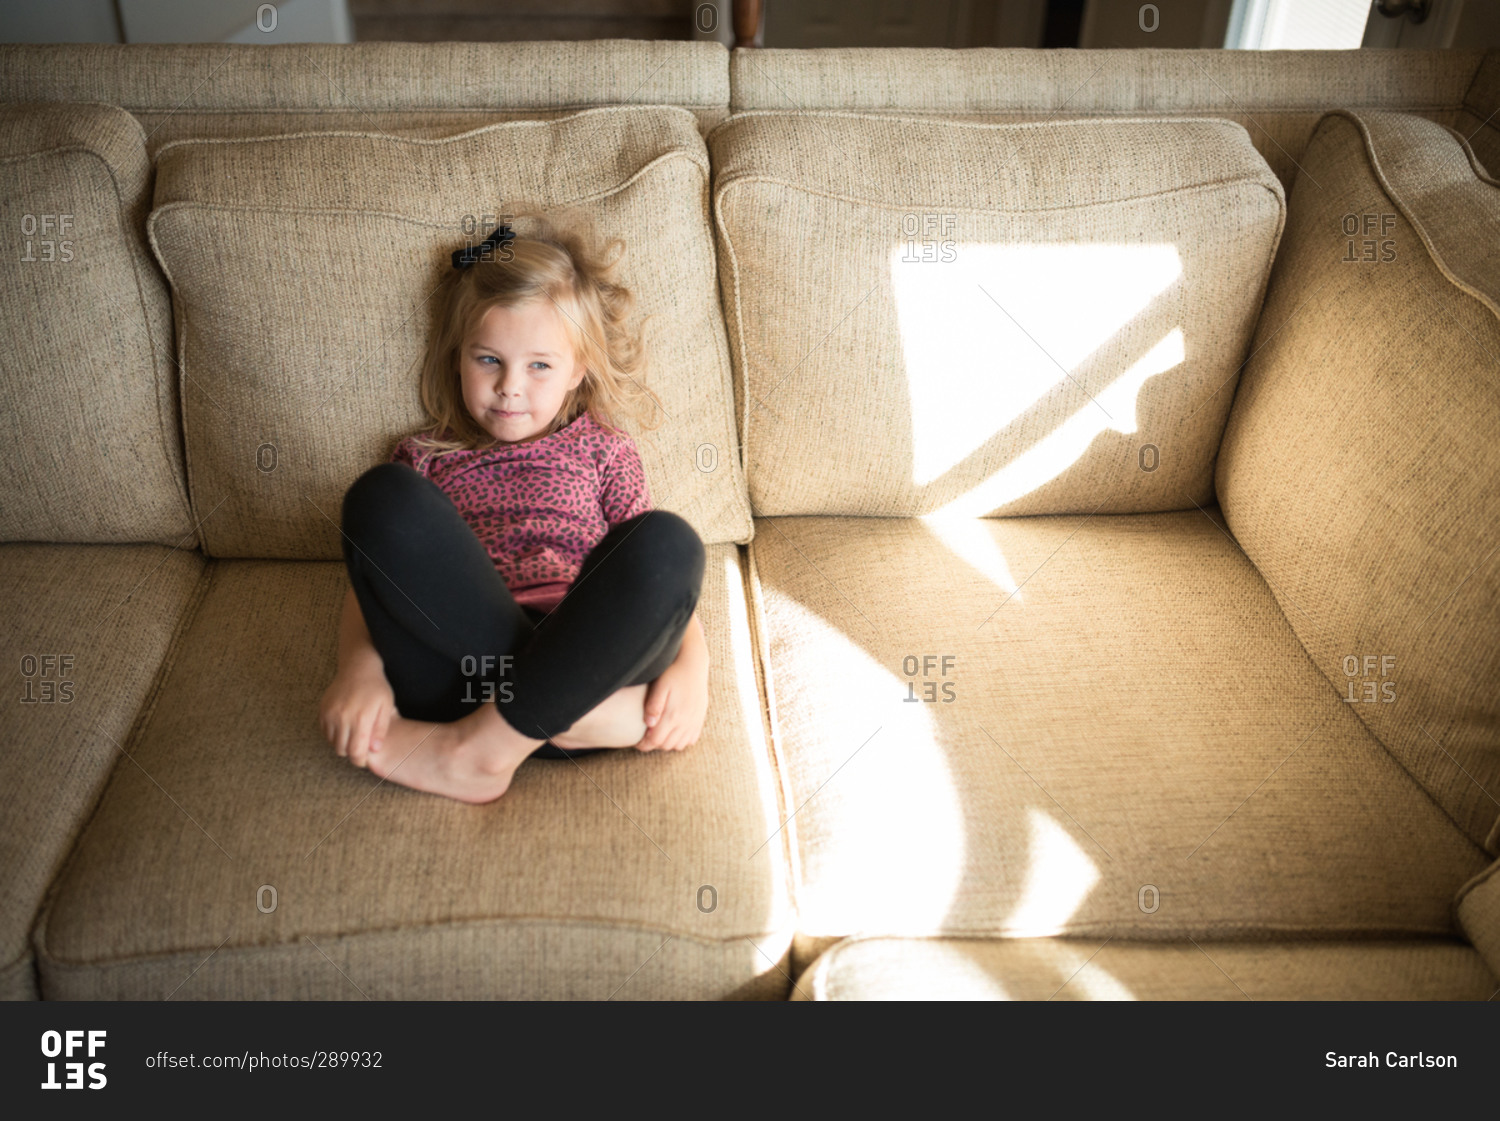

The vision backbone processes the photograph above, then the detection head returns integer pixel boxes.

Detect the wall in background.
[0,0,353,42]
[351,0,689,42]
[3,0,1499,49]
[0,0,121,41]
[760,1,1049,48]
[1080,0,1231,48]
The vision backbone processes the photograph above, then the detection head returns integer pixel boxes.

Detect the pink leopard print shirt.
[390,412,652,612]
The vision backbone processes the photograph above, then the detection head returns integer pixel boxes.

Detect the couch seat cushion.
[148,105,750,558]
[0,543,205,998]
[746,512,1487,971]
[792,936,1497,1001]
[37,546,792,999]
[710,113,1283,518]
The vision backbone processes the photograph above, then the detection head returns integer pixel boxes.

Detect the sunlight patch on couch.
[926,328,1185,519]
[890,240,1183,501]
[772,596,965,936]
[918,513,1023,602]
[1007,808,1101,936]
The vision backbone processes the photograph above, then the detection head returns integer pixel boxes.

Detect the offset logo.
[1341,213,1397,263]
[40,1030,106,1090]
[902,654,957,703]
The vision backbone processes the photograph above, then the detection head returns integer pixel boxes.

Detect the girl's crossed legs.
[340,462,705,801]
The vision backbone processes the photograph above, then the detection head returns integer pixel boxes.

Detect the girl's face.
[458,300,586,444]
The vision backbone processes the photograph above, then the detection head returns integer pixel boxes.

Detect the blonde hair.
[408,205,662,454]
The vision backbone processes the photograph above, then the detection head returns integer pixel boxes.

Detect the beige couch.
[2,41,1497,1000]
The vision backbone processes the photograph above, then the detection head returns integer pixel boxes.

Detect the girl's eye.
[472,356,547,370]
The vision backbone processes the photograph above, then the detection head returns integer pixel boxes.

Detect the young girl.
[318,210,708,804]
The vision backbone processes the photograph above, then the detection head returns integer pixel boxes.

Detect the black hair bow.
[452,222,516,269]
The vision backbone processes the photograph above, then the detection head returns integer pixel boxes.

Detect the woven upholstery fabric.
[0,544,206,999]
[791,937,1497,1001]
[1457,51,1500,177]
[0,103,193,545]
[729,48,1480,114]
[0,955,37,1001]
[864,110,1452,196]
[723,109,1456,196]
[38,547,793,999]
[0,42,731,145]
[1457,860,1500,979]
[711,114,1283,518]
[746,513,1487,973]
[1217,111,1500,853]
[148,108,751,557]
[131,108,726,153]
[729,48,1481,193]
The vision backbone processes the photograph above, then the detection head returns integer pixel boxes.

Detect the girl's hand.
[637,653,709,753]
[318,661,397,768]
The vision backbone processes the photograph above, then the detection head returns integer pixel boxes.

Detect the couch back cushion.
[147,108,751,557]
[1217,110,1500,852]
[728,48,1483,193]
[0,102,193,544]
[710,113,1284,518]
[1457,50,1500,178]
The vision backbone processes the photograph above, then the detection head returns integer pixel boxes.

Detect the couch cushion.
[1458,50,1500,177]
[0,103,193,545]
[791,936,1497,1001]
[730,47,1480,116]
[0,543,206,999]
[746,513,1487,972]
[0,41,733,147]
[37,546,792,999]
[710,114,1282,518]
[146,107,751,559]
[1456,860,1500,980]
[729,48,1482,190]
[1217,111,1500,853]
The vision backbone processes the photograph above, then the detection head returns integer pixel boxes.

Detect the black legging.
[340,462,705,759]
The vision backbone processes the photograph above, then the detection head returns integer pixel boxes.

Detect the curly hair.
[408,204,662,454]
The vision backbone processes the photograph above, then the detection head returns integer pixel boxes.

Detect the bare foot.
[551,684,649,750]
[360,706,544,804]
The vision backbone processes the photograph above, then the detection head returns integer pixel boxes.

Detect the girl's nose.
[498,366,525,395]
